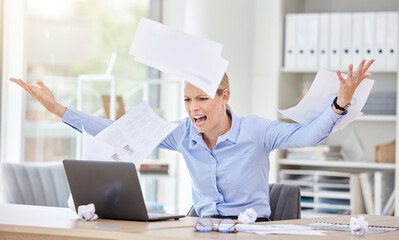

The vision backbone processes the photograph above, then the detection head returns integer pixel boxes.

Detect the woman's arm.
[260,59,375,151]
[10,78,112,135]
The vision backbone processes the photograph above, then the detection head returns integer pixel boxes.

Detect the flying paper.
[129,17,228,98]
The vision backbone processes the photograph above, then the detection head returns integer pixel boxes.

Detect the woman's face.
[184,82,229,134]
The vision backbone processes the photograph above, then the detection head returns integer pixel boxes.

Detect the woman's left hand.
[334,59,375,114]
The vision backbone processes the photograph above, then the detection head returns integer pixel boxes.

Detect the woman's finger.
[362,72,372,79]
[361,59,375,76]
[336,70,345,83]
[36,80,51,93]
[348,64,353,80]
[10,78,24,88]
[353,59,366,79]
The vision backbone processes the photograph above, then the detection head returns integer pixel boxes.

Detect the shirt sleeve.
[263,106,345,152]
[61,108,113,136]
[156,118,188,152]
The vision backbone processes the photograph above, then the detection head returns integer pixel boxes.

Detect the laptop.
[63,159,185,221]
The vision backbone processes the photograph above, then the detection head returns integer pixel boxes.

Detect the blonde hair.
[216,73,231,110]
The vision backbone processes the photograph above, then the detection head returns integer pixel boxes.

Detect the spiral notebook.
[308,221,398,234]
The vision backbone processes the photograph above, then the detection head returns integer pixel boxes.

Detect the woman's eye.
[200,98,208,101]
[184,98,190,102]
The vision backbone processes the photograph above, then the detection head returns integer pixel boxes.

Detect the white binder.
[352,12,364,67]
[340,13,352,70]
[318,13,330,69]
[296,14,307,68]
[284,14,297,69]
[304,13,319,69]
[329,13,341,69]
[363,12,376,66]
[374,12,387,69]
[386,12,398,70]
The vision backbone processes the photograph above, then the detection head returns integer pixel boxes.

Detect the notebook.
[63,159,185,221]
[308,221,398,234]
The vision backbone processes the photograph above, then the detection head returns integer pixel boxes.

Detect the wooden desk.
[0,204,398,240]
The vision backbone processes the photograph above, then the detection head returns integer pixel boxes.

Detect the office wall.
[164,0,255,117]
[162,0,281,213]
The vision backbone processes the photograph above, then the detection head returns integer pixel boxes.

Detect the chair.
[1,162,70,207]
[186,183,301,221]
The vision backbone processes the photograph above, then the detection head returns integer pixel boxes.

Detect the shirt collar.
[189,109,240,145]
[217,109,240,144]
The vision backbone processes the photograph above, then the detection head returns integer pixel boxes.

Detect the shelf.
[282,68,398,74]
[279,159,396,170]
[314,203,351,210]
[301,202,351,210]
[302,191,351,199]
[280,180,314,187]
[315,192,351,199]
[301,202,316,208]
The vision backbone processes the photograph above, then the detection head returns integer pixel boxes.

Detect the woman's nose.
[190,100,199,111]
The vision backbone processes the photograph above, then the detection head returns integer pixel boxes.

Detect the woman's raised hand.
[334,59,375,113]
[10,78,66,118]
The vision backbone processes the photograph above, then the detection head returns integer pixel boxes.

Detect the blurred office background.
[1,0,398,217]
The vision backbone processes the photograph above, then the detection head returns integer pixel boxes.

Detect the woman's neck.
[203,112,232,151]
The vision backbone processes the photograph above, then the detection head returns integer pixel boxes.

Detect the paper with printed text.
[84,102,177,166]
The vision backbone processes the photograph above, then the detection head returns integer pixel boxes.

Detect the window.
[24,0,164,162]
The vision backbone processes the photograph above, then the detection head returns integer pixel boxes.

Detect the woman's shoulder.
[240,114,274,126]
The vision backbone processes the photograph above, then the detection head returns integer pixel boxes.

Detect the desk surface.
[0,204,398,240]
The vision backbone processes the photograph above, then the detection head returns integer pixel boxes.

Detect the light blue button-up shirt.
[62,105,343,218]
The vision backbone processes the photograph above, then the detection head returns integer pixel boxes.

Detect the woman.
[11,59,374,220]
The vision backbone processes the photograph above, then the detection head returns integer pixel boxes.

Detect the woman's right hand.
[10,78,67,118]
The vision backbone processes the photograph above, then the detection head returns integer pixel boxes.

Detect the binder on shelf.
[304,13,319,69]
[295,14,308,68]
[329,13,341,69]
[381,190,395,216]
[363,12,376,67]
[349,174,365,214]
[374,171,394,215]
[386,12,398,70]
[284,14,297,69]
[318,13,329,68]
[359,172,374,214]
[374,12,387,69]
[340,13,352,69]
[352,12,364,67]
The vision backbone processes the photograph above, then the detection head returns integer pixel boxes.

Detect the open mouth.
[193,115,207,127]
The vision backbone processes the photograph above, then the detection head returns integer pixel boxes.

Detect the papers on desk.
[278,69,374,132]
[236,224,325,235]
[82,102,178,166]
[129,17,228,98]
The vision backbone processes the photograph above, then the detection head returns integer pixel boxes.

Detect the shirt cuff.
[61,108,84,133]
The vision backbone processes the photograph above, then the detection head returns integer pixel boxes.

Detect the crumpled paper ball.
[350,216,368,236]
[237,208,257,224]
[78,203,99,221]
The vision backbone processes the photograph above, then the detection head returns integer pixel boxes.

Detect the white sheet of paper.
[278,69,374,132]
[236,224,325,236]
[129,17,229,98]
[82,127,116,161]
[95,102,178,166]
